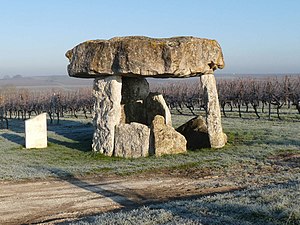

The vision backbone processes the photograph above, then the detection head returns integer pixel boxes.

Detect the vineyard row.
[0,76,299,128]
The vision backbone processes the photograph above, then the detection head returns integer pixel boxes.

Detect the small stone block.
[114,122,150,158]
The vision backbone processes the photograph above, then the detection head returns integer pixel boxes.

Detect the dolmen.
[66,36,227,158]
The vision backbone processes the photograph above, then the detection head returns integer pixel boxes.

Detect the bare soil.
[0,173,240,225]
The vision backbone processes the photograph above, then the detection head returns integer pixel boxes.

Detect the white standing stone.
[200,74,226,148]
[25,113,47,149]
[92,76,122,156]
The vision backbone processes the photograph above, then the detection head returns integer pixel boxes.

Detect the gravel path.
[0,175,239,225]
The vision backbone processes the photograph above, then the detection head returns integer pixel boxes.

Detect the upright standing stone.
[25,113,47,149]
[145,92,172,126]
[121,77,149,124]
[121,77,149,102]
[200,74,226,148]
[92,76,122,156]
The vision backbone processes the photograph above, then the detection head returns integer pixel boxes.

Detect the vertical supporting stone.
[92,76,122,156]
[200,74,226,148]
[145,92,172,126]
[121,77,149,124]
[121,77,149,103]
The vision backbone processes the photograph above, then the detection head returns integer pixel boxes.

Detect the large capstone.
[66,36,224,78]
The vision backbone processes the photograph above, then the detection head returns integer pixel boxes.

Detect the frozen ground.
[0,112,299,224]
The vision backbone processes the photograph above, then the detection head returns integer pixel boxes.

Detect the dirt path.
[0,175,240,225]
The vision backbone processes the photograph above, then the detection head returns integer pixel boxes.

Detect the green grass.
[1,111,299,224]
[0,113,299,181]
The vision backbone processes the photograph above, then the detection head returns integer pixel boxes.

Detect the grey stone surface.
[121,77,149,103]
[200,74,227,148]
[114,122,150,158]
[151,115,186,156]
[66,36,227,156]
[25,113,47,149]
[121,77,149,124]
[92,76,122,156]
[66,36,224,78]
[122,101,146,124]
[176,115,210,150]
[145,92,172,126]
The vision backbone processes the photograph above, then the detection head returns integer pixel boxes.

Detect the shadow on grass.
[265,138,300,147]
[58,177,300,224]
[2,118,94,151]
[244,137,300,148]
[3,119,25,133]
[0,133,24,146]
[184,180,300,224]
[5,118,93,141]
[47,137,92,152]
[46,119,93,152]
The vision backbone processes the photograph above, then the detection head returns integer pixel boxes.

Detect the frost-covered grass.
[0,112,299,181]
[62,180,300,225]
[1,112,299,224]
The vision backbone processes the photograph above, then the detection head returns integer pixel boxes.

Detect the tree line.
[151,75,300,120]
[1,76,299,128]
[0,87,93,127]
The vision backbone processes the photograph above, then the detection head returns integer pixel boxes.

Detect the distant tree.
[0,94,8,129]
[13,74,23,79]
[290,76,300,114]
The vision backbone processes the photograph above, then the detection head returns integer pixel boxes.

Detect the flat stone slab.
[25,113,47,149]
[66,36,224,78]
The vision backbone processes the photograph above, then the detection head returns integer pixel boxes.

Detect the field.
[0,108,299,224]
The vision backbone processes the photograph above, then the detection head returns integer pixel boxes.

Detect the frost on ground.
[63,180,300,225]
[0,112,299,224]
[0,114,299,181]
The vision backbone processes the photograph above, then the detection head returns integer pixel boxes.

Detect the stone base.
[91,74,226,158]
[92,76,180,158]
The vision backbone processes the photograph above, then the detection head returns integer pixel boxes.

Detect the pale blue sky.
[1,0,300,76]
